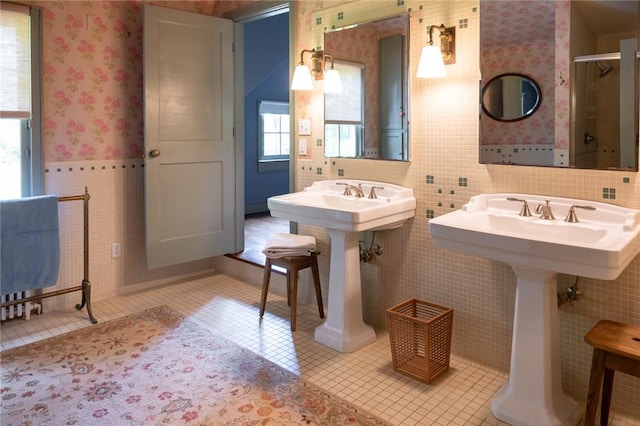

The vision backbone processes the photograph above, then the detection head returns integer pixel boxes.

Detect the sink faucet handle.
[368,186,384,199]
[336,182,351,195]
[507,197,532,217]
[565,205,596,223]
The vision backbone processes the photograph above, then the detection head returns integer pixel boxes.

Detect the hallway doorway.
[241,6,291,260]
[230,213,288,266]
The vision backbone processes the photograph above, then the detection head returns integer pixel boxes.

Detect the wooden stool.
[584,320,640,426]
[259,252,324,331]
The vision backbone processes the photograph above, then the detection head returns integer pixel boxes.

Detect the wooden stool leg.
[259,258,273,318]
[286,271,292,307]
[290,267,299,331]
[585,348,606,426]
[311,257,324,318]
[600,368,615,426]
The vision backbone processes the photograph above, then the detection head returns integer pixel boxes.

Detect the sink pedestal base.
[491,266,582,426]
[314,230,376,352]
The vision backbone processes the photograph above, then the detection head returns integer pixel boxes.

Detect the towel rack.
[0,187,97,324]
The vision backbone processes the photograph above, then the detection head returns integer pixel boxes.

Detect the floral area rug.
[1,305,387,425]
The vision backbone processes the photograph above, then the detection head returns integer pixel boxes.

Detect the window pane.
[280,133,290,155]
[324,123,361,158]
[339,125,357,157]
[0,5,41,197]
[262,117,288,158]
[262,113,281,132]
[263,133,281,156]
[258,100,289,162]
[0,3,31,117]
[0,119,22,199]
[324,124,340,157]
[325,60,364,122]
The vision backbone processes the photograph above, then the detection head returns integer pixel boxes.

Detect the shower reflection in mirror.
[572,43,639,170]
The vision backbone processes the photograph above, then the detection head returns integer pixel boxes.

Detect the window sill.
[258,160,289,173]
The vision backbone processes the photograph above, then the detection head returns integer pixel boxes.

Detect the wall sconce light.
[417,24,456,78]
[291,49,342,92]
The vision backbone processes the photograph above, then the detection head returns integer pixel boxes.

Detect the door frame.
[225,1,296,243]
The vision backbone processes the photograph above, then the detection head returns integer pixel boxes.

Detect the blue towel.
[1,195,60,295]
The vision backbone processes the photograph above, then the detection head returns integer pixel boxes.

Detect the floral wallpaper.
[480,0,555,48]
[554,0,571,156]
[479,38,555,146]
[33,0,255,162]
[479,1,556,148]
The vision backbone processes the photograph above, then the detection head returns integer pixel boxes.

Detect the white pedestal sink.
[268,179,416,352]
[429,193,640,426]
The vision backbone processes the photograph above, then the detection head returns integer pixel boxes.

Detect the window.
[324,60,364,157]
[0,3,43,200]
[258,100,289,163]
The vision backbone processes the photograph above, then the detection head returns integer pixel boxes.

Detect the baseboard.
[245,202,268,215]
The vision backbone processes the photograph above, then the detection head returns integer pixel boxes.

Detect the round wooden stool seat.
[584,320,640,426]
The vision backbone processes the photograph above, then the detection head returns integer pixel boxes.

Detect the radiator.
[1,291,41,321]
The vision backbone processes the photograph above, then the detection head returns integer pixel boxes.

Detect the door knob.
[584,133,597,145]
[149,149,160,157]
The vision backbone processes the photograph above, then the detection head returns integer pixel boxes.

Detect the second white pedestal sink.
[268,179,416,352]
[429,193,640,426]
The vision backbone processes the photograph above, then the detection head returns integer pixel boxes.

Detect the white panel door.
[144,5,236,269]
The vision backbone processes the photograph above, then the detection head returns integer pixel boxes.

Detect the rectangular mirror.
[479,0,639,171]
[312,3,410,161]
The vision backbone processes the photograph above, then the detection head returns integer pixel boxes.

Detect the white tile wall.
[293,0,640,417]
[42,159,217,313]
[11,0,637,419]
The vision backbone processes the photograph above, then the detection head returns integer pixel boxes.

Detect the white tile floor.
[1,272,637,425]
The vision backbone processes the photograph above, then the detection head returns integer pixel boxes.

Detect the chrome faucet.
[507,197,532,217]
[346,184,365,197]
[535,200,555,220]
[565,205,596,223]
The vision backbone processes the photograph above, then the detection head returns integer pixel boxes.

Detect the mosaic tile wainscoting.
[42,159,216,314]
[480,144,556,166]
[292,0,640,419]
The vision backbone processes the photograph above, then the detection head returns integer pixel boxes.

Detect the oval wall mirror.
[481,73,541,122]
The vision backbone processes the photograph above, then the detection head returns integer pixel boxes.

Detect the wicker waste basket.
[387,298,453,384]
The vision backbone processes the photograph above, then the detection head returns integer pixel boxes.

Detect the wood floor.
[227,212,289,266]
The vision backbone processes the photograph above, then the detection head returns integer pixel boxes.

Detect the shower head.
[597,62,613,78]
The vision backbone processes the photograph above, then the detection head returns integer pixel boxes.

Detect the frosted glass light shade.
[323,69,343,93]
[291,65,314,90]
[417,45,446,78]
